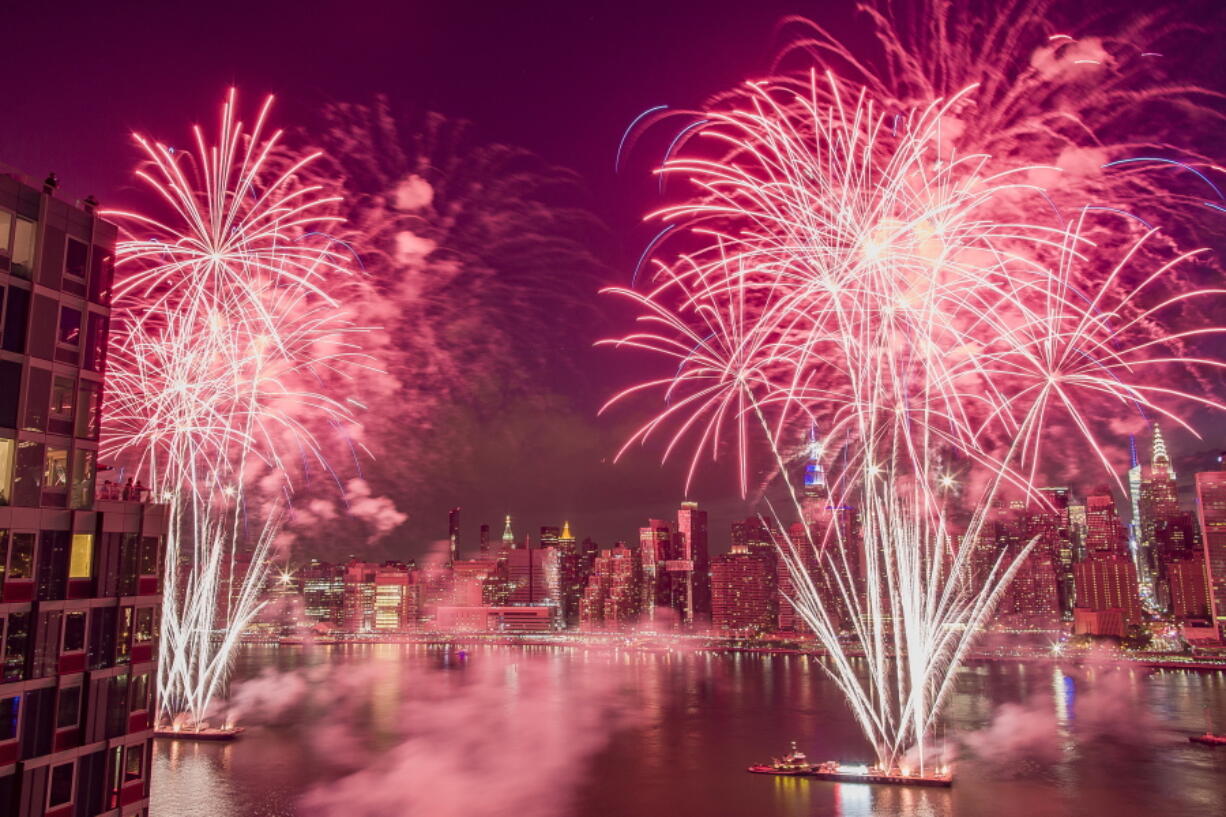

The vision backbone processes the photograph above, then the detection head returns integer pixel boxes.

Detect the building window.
[48,761,74,807]
[0,695,17,741]
[0,438,12,505]
[45,447,69,489]
[0,361,18,428]
[69,533,93,579]
[10,217,35,279]
[12,441,44,506]
[130,673,149,713]
[74,381,100,439]
[124,744,143,782]
[1,613,28,681]
[58,306,81,347]
[56,686,81,730]
[139,537,159,576]
[63,610,86,652]
[70,450,95,510]
[8,532,34,578]
[22,366,50,432]
[134,608,154,643]
[84,312,108,372]
[0,209,11,255]
[116,607,133,664]
[0,287,28,353]
[64,238,87,279]
[49,376,75,435]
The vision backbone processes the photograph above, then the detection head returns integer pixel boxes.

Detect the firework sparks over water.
[605,18,1225,770]
[103,90,372,727]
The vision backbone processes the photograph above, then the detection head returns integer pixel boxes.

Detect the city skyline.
[2,0,1225,565]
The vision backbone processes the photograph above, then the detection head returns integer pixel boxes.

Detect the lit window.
[124,745,143,782]
[50,377,74,420]
[10,218,34,279]
[7,533,34,579]
[44,447,68,490]
[0,438,13,505]
[69,534,93,579]
[134,608,154,642]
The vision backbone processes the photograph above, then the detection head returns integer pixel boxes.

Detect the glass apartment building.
[0,171,166,817]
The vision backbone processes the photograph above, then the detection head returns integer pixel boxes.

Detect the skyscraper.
[1084,488,1126,559]
[1073,557,1143,638]
[448,506,461,563]
[711,545,775,635]
[1194,454,1226,639]
[676,501,710,625]
[800,427,829,525]
[0,173,167,814]
[580,542,641,631]
[501,514,516,548]
[638,519,673,625]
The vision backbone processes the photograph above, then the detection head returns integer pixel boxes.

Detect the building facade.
[1,173,167,817]
[1195,456,1226,639]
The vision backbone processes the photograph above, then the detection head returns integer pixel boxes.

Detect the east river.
[150,644,1226,817]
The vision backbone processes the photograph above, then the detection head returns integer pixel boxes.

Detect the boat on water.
[748,743,952,787]
[153,724,245,741]
[1188,732,1226,746]
[746,741,812,775]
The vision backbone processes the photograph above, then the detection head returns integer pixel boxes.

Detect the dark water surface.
[151,644,1226,817]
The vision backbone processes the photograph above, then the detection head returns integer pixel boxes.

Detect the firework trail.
[604,62,1224,770]
[103,91,372,727]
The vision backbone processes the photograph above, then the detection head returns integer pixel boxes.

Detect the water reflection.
[150,646,1226,817]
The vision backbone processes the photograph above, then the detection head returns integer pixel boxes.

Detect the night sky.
[7,0,1225,561]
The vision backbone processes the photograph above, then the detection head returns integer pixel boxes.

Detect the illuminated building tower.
[995,508,1062,632]
[1135,426,1181,592]
[0,174,168,814]
[1068,501,1088,561]
[580,543,642,630]
[712,545,775,635]
[1033,487,1075,616]
[301,560,346,625]
[373,563,413,631]
[1072,557,1143,639]
[501,514,516,548]
[448,506,461,563]
[342,561,378,632]
[800,427,829,525]
[580,536,599,585]
[676,501,711,625]
[507,543,561,624]
[638,519,673,625]
[1083,488,1126,559]
[479,523,491,555]
[554,521,584,627]
[1167,556,1213,626]
[451,558,495,607]
[1194,454,1226,639]
[777,523,819,634]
